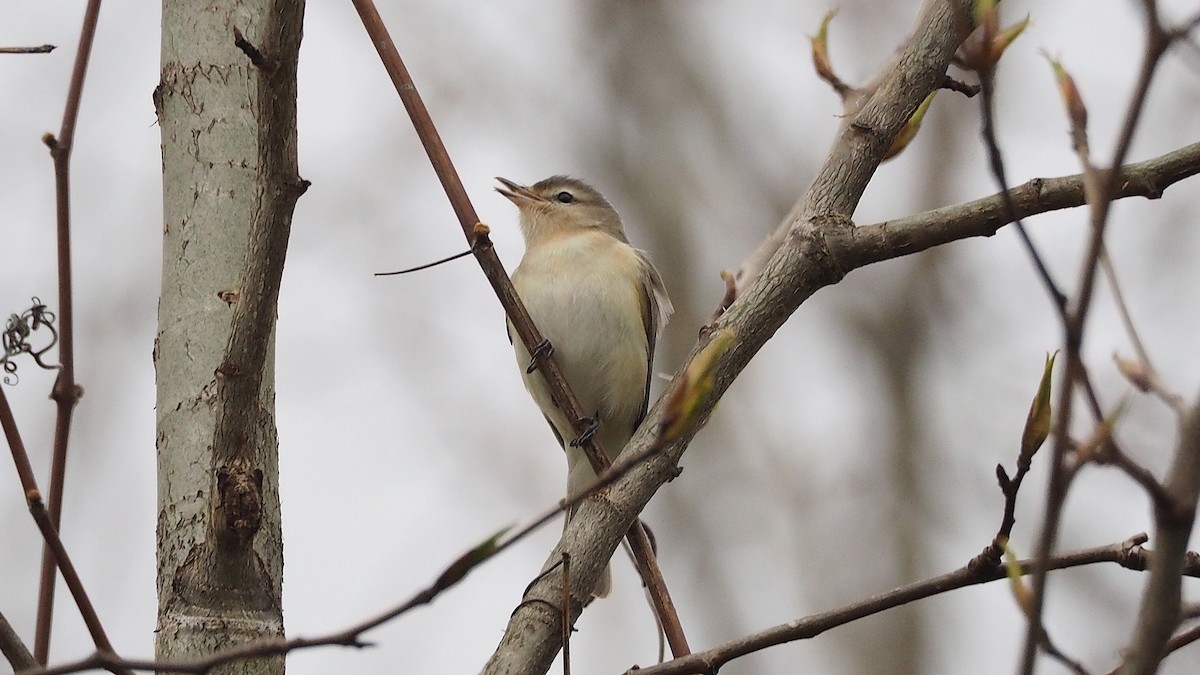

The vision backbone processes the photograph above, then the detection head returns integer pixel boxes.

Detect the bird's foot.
[525,339,554,374]
[569,415,600,448]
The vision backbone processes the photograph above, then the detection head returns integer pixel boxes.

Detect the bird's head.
[496,175,628,245]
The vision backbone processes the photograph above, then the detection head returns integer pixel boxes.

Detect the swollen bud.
[1001,538,1033,615]
[1114,352,1152,393]
[884,92,936,161]
[958,0,1028,73]
[659,329,737,444]
[436,525,512,588]
[1074,403,1124,463]
[1044,52,1089,138]
[809,9,844,92]
[990,15,1031,65]
[1018,352,1057,471]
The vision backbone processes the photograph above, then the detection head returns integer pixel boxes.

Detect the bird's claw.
[569,416,600,448]
[526,339,554,374]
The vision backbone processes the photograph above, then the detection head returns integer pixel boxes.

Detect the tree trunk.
[155,1,304,671]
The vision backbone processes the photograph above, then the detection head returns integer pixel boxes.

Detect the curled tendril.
[1,297,60,385]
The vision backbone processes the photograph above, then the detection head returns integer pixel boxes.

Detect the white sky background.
[2,1,1200,673]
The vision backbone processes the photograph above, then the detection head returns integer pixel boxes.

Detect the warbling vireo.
[496,176,672,597]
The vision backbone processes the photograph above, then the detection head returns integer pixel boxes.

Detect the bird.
[496,175,672,598]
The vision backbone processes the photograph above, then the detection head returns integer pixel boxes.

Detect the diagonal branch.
[0,609,36,672]
[0,388,127,675]
[631,534,1173,675]
[348,0,689,658]
[20,432,691,675]
[482,0,978,672]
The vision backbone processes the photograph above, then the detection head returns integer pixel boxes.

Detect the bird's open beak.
[495,177,545,205]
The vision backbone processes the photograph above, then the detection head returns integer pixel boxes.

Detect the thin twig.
[349,0,690,657]
[1020,13,1174,672]
[629,534,1157,675]
[0,45,56,54]
[1163,622,1200,660]
[34,0,102,661]
[975,60,1100,671]
[0,389,127,675]
[978,76,1067,310]
[0,608,37,671]
[21,420,682,675]
[375,248,472,276]
[1101,247,1186,414]
[1099,249,1154,379]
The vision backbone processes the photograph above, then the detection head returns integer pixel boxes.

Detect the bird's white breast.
[511,230,650,456]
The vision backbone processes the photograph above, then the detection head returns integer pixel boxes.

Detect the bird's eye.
[554,191,575,204]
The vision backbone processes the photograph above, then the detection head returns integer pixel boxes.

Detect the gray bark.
[155,1,305,671]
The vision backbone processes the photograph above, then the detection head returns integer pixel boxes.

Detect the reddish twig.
[20,426,681,674]
[349,0,689,658]
[34,0,102,662]
[0,389,127,675]
[0,608,36,671]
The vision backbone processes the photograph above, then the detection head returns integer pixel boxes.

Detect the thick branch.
[482,1,977,672]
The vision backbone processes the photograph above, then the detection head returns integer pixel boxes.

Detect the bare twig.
[350,0,691,658]
[34,0,102,661]
[374,249,473,276]
[0,609,37,672]
[1164,622,1200,659]
[25,529,1200,675]
[1039,635,1089,675]
[21,422,684,675]
[1103,240,1185,416]
[816,146,1200,273]
[630,535,1156,675]
[977,73,1067,310]
[1020,11,1175,671]
[0,44,56,54]
[0,389,127,675]
[1099,250,1156,387]
[1114,351,1187,414]
[874,142,1200,238]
